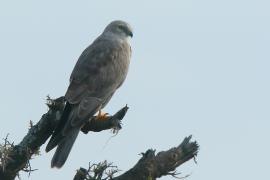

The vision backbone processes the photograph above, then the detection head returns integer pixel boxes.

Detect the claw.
[96,110,109,121]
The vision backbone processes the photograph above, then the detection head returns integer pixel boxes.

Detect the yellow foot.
[96,110,109,121]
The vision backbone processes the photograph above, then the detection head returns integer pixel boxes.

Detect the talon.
[96,110,109,121]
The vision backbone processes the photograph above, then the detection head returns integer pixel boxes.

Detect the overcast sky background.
[0,1,269,180]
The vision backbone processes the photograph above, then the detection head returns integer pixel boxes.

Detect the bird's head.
[103,20,133,39]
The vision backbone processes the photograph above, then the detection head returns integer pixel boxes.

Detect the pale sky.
[0,1,269,179]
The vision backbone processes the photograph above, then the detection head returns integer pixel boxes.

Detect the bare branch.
[73,136,199,180]
[73,161,119,180]
[0,96,199,180]
[81,105,128,134]
[0,97,128,180]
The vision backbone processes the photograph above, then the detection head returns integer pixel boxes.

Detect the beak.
[128,31,133,38]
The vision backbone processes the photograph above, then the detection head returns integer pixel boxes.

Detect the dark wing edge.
[45,102,72,152]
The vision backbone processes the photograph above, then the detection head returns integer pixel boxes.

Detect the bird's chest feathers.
[111,41,130,73]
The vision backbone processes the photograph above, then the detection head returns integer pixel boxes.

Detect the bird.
[45,20,133,168]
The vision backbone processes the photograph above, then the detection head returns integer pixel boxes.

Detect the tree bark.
[73,136,198,180]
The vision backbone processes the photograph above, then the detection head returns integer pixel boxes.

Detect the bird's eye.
[118,25,124,30]
[117,25,132,37]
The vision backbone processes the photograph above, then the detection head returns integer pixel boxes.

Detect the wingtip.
[46,135,62,153]
[45,142,54,153]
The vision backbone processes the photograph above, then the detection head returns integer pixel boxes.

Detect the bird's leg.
[96,109,110,121]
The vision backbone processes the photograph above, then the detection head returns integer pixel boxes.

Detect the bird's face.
[104,20,133,39]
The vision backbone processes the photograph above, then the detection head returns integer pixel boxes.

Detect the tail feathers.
[45,102,72,152]
[51,128,80,168]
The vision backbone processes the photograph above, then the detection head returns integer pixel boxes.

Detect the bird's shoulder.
[69,37,121,82]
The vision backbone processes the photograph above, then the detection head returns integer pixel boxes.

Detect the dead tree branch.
[0,96,199,180]
[0,97,128,180]
[73,136,199,180]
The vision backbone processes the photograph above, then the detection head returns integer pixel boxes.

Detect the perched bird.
[45,20,133,168]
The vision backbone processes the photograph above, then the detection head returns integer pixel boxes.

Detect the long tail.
[51,128,80,168]
[46,97,102,168]
[46,102,72,152]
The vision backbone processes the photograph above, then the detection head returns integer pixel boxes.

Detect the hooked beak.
[128,30,133,38]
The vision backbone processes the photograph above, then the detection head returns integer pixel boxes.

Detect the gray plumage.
[45,20,133,168]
